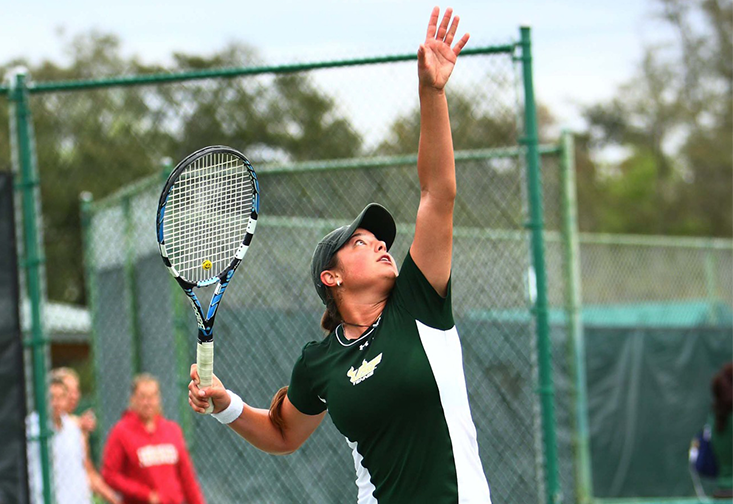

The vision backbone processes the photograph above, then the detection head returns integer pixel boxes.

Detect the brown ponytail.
[320,291,342,334]
[319,255,342,334]
[269,385,289,433]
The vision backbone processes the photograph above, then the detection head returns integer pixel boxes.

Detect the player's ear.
[320,270,340,288]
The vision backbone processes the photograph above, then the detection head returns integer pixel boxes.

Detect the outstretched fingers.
[425,7,468,53]
[445,13,461,46]
[426,7,454,42]
[425,6,440,41]
[436,7,453,42]
[452,32,470,56]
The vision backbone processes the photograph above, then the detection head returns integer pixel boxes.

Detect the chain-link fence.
[5,34,574,504]
[576,234,732,499]
[76,42,563,502]
[83,150,555,503]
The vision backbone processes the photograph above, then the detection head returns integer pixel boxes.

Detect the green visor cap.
[311,203,396,304]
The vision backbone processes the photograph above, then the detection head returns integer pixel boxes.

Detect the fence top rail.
[0,44,516,95]
[579,231,733,250]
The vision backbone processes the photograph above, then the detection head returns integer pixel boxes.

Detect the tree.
[377,89,555,155]
[579,0,732,237]
[1,31,363,304]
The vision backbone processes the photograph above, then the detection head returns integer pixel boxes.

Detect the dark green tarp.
[586,325,732,497]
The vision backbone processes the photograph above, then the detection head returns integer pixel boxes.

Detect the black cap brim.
[343,203,396,252]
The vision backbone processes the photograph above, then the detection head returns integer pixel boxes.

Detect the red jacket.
[102,411,205,504]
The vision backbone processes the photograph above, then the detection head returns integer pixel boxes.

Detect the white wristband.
[211,390,244,425]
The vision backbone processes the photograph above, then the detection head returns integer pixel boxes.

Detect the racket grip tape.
[196,340,215,414]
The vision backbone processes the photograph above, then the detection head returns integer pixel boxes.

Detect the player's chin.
[381,274,398,292]
[385,263,399,278]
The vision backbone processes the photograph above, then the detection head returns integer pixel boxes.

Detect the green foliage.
[376,89,555,155]
[597,148,665,234]
[579,0,732,238]
[5,0,730,306]
[3,33,363,304]
[267,75,362,160]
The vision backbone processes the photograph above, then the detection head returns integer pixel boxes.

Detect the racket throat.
[198,326,214,343]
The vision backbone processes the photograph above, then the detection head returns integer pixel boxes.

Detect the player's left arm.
[411,7,469,296]
[189,366,325,456]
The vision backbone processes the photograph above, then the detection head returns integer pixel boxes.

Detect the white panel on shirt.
[416,321,492,504]
[347,438,378,504]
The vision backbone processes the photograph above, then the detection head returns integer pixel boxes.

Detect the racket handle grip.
[196,340,214,414]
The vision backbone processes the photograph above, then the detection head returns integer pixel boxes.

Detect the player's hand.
[188,364,229,414]
[417,7,469,91]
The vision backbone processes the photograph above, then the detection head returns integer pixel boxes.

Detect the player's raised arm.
[410,6,469,296]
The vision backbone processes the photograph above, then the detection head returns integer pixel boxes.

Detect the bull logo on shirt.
[347,353,383,385]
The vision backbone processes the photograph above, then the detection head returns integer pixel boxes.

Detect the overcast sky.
[3,0,674,130]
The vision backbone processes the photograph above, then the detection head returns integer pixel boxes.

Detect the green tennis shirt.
[288,252,491,503]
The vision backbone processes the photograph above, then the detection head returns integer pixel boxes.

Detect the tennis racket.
[156,145,259,414]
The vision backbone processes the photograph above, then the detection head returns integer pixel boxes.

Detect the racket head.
[156,145,260,288]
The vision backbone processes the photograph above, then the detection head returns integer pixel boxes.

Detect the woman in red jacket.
[102,374,205,504]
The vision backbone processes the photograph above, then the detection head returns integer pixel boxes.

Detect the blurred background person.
[710,362,733,499]
[102,373,205,504]
[52,367,97,436]
[27,376,93,504]
[51,368,121,503]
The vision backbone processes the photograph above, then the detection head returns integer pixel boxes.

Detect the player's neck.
[338,300,385,340]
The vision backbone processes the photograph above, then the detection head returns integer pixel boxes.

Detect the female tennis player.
[189,7,491,503]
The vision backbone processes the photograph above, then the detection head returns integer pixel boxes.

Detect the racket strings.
[164,153,254,283]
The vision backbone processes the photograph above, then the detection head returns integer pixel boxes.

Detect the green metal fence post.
[9,69,53,504]
[519,26,560,504]
[79,191,107,462]
[560,130,593,503]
